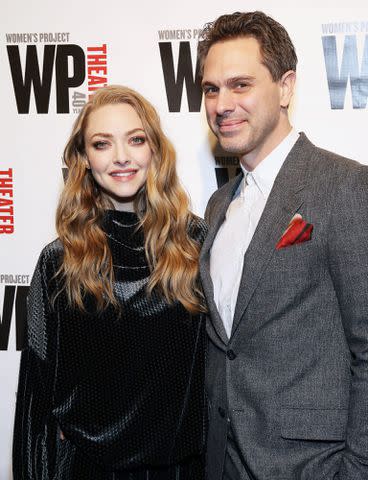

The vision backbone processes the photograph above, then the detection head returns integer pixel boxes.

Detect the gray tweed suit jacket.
[200,133,368,480]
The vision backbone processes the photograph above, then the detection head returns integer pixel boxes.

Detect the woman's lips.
[109,169,138,180]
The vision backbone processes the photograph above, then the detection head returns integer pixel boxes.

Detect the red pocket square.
[276,214,313,250]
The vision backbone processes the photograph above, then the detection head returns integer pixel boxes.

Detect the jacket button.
[227,349,236,360]
[218,407,226,418]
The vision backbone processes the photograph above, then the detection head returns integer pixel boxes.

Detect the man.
[198,11,368,480]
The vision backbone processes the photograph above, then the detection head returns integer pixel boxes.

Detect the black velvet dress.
[13,210,207,480]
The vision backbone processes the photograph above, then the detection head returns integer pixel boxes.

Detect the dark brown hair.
[198,11,297,81]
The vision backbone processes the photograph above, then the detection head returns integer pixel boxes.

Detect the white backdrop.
[1,1,368,478]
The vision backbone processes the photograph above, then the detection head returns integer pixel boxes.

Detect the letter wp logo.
[322,35,368,109]
[159,41,202,112]
[7,44,86,114]
[0,286,28,351]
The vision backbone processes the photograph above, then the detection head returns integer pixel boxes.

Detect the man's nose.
[215,89,235,116]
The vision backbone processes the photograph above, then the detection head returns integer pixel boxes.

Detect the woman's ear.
[84,155,91,170]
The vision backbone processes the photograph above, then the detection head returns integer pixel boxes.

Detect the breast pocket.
[270,236,325,285]
[274,237,316,261]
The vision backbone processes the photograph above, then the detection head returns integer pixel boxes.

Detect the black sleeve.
[13,246,60,479]
[189,214,208,245]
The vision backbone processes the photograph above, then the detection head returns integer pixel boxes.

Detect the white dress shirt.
[210,129,300,338]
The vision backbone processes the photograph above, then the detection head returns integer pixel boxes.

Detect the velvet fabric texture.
[13,210,207,479]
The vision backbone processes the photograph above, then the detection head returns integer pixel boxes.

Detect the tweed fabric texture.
[13,210,207,479]
[201,133,368,480]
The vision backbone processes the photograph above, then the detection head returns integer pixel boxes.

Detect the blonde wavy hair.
[56,85,205,313]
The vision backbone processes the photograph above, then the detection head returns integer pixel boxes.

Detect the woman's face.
[84,103,152,211]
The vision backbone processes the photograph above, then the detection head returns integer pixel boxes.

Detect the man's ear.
[279,70,296,108]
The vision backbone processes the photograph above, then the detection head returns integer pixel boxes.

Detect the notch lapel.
[231,133,312,338]
[200,174,243,345]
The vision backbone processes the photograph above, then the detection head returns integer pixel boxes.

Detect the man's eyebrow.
[201,76,255,88]
[226,75,255,85]
[201,80,216,88]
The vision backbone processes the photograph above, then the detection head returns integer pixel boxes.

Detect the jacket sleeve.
[327,163,368,479]
[12,247,60,479]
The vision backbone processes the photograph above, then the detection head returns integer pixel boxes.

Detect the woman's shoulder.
[39,238,63,260]
[26,240,64,315]
[188,214,208,244]
[35,238,63,276]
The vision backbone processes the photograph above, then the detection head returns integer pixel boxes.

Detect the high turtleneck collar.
[103,209,140,227]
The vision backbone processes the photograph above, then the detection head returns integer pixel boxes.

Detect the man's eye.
[204,86,218,95]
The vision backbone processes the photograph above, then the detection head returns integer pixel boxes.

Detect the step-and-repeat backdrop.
[1,0,368,477]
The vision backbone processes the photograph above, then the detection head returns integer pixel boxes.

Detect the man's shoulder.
[297,134,368,204]
[300,132,364,176]
[204,175,239,225]
[207,174,241,207]
[313,145,361,171]
[289,133,368,197]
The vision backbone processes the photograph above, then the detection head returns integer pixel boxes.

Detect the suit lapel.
[200,174,243,345]
[231,133,312,337]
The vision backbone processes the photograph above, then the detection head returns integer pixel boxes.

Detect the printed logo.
[158,28,203,112]
[0,275,29,351]
[6,32,108,114]
[214,145,241,188]
[0,169,14,234]
[322,21,368,109]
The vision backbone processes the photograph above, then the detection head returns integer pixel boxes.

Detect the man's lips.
[217,119,246,131]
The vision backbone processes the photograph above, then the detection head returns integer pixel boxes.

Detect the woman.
[13,85,207,479]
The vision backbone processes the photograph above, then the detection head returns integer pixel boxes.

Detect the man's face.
[202,36,291,165]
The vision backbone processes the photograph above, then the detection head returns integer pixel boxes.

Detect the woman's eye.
[130,136,146,145]
[93,141,108,150]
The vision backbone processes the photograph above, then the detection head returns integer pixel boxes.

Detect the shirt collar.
[240,129,300,198]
